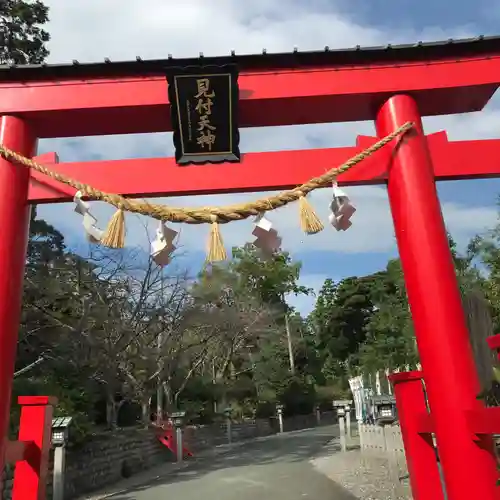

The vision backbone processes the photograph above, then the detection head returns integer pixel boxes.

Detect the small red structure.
[2,37,500,499]
[153,420,193,459]
[391,334,500,499]
[3,396,56,500]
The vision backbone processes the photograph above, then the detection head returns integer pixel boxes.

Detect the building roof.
[1,35,500,82]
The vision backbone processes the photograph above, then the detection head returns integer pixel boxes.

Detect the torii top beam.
[2,36,500,203]
[1,36,500,138]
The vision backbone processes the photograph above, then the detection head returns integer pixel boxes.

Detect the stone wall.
[184,419,274,452]
[280,410,337,432]
[1,412,334,499]
[1,418,274,500]
[1,428,171,500]
[64,427,176,499]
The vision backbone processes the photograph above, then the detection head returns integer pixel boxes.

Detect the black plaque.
[167,65,240,165]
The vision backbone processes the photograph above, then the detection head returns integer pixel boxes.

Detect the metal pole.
[278,411,284,433]
[434,442,449,500]
[156,278,164,425]
[345,406,351,441]
[176,427,183,463]
[156,336,163,425]
[52,446,66,500]
[284,312,295,374]
[226,417,232,444]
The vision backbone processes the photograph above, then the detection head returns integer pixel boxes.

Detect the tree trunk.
[106,395,118,429]
[220,393,228,410]
[141,397,150,428]
[217,377,228,411]
[463,289,496,392]
[212,360,218,413]
[156,382,163,425]
[162,380,174,414]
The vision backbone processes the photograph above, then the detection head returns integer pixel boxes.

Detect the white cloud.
[39,0,500,165]
[39,0,484,162]
[45,0,467,64]
[34,1,500,289]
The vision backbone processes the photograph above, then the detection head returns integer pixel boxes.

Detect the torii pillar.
[377,95,498,500]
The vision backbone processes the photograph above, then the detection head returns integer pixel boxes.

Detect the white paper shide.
[73,191,104,243]
[151,221,178,267]
[251,212,282,257]
[328,182,356,231]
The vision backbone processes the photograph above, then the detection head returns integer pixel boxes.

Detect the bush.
[279,377,316,416]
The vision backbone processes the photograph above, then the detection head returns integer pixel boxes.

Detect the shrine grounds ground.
[80,426,359,500]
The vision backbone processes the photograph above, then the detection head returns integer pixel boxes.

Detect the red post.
[12,396,56,500]
[0,116,36,472]
[390,371,444,500]
[376,95,498,500]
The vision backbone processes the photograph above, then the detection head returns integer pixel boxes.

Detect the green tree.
[190,262,280,412]
[14,210,102,439]
[310,274,381,378]
[0,0,50,65]
[467,229,500,331]
[357,234,479,374]
[189,246,318,416]
[230,244,311,309]
[357,259,415,373]
[19,207,66,366]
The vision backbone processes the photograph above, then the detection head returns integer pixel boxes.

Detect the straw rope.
[0,122,413,225]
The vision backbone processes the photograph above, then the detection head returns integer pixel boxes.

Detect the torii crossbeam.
[28,131,500,202]
[2,36,500,500]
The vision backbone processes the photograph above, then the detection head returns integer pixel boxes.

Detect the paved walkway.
[104,426,356,500]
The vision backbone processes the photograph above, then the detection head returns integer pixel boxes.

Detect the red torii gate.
[2,36,500,500]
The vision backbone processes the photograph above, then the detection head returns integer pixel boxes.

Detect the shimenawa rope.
[0,121,414,257]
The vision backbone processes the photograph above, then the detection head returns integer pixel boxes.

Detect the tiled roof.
[1,35,499,82]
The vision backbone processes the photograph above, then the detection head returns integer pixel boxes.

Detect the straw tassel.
[101,208,126,248]
[206,217,227,263]
[298,193,324,234]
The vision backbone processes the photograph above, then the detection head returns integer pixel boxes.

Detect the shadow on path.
[106,426,357,500]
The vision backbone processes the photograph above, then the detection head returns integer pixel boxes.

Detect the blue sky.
[333,0,497,33]
[36,0,500,315]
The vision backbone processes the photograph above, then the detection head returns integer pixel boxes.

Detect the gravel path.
[311,438,412,500]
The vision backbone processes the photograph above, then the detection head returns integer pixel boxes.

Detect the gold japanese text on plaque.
[167,65,240,165]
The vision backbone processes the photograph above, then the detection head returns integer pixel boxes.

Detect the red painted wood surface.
[390,371,445,500]
[27,132,500,203]
[0,56,498,138]
[0,117,37,477]
[379,95,498,500]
